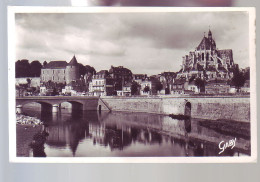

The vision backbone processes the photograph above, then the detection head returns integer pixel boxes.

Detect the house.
[109,66,133,91]
[133,74,147,85]
[117,82,132,96]
[205,80,230,94]
[140,76,161,95]
[140,79,152,95]
[171,77,189,95]
[187,81,199,93]
[89,70,114,96]
[159,72,176,94]
[240,80,250,93]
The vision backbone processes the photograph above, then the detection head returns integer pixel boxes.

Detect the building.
[109,66,133,91]
[171,77,189,95]
[41,55,80,85]
[133,74,147,85]
[89,70,114,96]
[62,78,87,96]
[140,77,161,95]
[240,80,250,93]
[117,82,132,96]
[159,72,176,94]
[187,80,199,93]
[177,29,235,81]
[205,80,230,94]
[83,72,94,93]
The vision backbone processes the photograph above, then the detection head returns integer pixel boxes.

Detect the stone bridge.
[16,95,251,122]
[16,96,110,113]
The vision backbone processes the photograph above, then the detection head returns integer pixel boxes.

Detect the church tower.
[208,29,216,50]
[208,29,212,41]
[65,55,79,84]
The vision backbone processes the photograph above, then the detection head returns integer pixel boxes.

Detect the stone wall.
[101,96,250,122]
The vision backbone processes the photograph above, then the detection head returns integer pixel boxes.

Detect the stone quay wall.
[100,96,250,122]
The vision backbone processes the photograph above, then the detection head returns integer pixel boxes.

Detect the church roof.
[43,61,68,69]
[68,55,78,66]
[196,30,216,51]
[197,37,216,50]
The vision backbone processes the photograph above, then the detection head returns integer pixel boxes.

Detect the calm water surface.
[21,104,250,157]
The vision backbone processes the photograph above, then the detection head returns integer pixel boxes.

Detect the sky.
[15,11,249,75]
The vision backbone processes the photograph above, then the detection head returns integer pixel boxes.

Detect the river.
[20,103,250,157]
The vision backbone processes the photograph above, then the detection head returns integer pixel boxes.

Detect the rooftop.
[43,61,68,69]
[68,55,78,66]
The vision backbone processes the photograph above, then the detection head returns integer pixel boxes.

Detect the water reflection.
[23,105,250,157]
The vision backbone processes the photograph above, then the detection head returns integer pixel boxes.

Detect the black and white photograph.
[8,7,256,163]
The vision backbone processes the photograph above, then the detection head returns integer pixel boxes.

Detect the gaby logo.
[218,138,236,154]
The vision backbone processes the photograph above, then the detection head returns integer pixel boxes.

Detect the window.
[52,76,54,80]
[202,53,204,60]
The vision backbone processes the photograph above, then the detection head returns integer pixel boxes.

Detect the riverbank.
[198,119,250,140]
[16,114,43,125]
[16,124,43,157]
[16,114,44,157]
[100,96,250,122]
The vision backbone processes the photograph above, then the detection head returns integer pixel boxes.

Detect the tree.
[189,76,196,83]
[30,60,42,77]
[165,87,170,94]
[244,67,250,80]
[85,65,96,75]
[155,82,163,93]
[143,86,150,93]
[15,59,31,78]
[43,61,48,67]
[114,82,122,91]
[78,63,87,77]
[131,81,140,95]
[194,78,205,93]
[26,78,32,87]
[232,67,246,92]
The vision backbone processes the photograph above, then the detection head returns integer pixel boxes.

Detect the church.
[176,29,236,81]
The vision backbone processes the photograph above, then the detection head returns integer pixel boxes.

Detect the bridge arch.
[16,101,54,113]
[58,101,83,111]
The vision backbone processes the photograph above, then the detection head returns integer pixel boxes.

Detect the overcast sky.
[15,11,249,75]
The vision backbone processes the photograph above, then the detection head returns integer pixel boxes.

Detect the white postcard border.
[8,6,257,163]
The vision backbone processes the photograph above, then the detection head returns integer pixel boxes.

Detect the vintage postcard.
[8,7,256,163]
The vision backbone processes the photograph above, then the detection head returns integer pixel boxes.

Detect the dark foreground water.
[20,104,250,157]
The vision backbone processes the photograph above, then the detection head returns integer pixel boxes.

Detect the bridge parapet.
[16,96,101,113]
